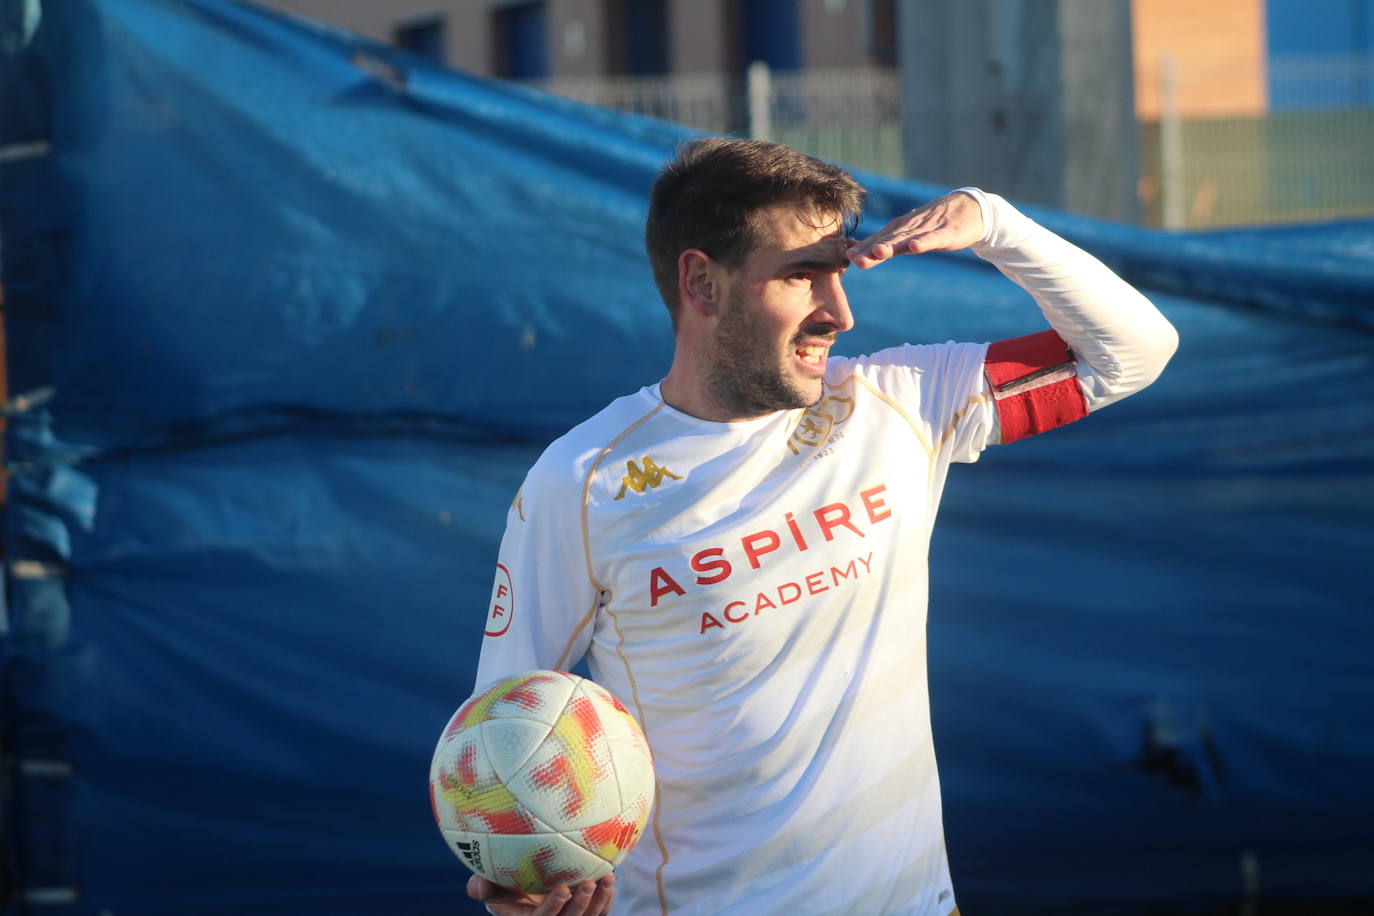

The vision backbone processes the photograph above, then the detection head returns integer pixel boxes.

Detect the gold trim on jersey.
[554,400,676,916]
[579,404,665,592]
[552,591,602,674]
[835,374,936,458]
[936,392,991,452]
[601,597,675,916]
[822,374,990,460]
[550,402,665,669]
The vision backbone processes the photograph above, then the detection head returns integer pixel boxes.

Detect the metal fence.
[1140,54,1374,229]
[539,59,1374,229]
[537,66,904,178]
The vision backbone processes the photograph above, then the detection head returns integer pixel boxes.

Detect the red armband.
[985,330,1088,443]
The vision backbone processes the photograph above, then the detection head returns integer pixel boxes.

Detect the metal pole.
[1159,53,1186,229]
[747,60,772,141]
[1352,0,1369,107]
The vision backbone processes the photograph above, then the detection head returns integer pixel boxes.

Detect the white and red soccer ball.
[429,670,655,894]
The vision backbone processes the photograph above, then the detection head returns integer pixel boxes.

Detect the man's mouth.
[796,343,828,369]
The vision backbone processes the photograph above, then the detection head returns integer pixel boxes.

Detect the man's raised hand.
[847,190,985,269]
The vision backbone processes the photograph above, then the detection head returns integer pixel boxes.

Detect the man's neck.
[659,362,779,423]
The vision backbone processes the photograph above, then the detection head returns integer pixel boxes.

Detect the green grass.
[1139,109,1374,228]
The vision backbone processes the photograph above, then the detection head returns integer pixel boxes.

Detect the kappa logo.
[614,456,682,500]
[787,394,855,454]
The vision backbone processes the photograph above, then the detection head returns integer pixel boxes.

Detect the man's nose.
[813,273,854,332]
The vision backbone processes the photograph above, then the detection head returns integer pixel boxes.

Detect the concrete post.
[899,0,1140,223]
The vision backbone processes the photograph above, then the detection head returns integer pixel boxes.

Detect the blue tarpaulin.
[2,1,1371,913]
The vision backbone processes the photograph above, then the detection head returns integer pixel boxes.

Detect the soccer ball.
[429,670,655,894]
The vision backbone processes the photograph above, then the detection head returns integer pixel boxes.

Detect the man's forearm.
[963,188,1179,411]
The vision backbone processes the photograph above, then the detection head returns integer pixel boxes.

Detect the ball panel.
[506,694,621,831]
[572,681,654,820]
[481,716,554,784]
[576,677,631,719]
[602,732,656,822]
[488,831,613,895]
[589,682,653,765]
[450,671,575,737]
[572,790,653,867]
[432,721,540,835]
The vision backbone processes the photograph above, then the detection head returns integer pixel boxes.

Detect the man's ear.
[678,249,722,318]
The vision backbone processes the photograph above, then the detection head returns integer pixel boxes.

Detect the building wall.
[1266,0,1374,107]
[1131,0,1268,118]
[1267,0,1374,57]
[261,0,883,77]
[263,0,1271,109]
[266,0,493,73]
[802,0,869,69]
[669,0,734,73]
[548,0,613,78]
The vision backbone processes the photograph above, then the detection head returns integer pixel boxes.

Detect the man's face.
[706,204,854,419]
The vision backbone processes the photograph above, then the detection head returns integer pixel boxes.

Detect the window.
[720,0,802,133]
[734,0,801,72]
[869,0,898,67]
[393,16,445,65]
[494,2,550,80]
[606,0,668,76]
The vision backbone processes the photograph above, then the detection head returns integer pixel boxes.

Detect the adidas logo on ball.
[455,839,485,872]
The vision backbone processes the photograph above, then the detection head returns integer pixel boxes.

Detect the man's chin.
[714,365,824,416]
[792,374,826,408]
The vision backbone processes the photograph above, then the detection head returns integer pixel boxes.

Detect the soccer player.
[468,138,1178,916]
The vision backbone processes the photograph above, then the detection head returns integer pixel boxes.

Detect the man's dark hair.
[645,138,866,323]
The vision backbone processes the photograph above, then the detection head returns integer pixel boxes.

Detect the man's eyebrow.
[780,254,849,273]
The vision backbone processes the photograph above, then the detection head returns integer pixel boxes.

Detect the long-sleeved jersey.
[474,192,1178,916]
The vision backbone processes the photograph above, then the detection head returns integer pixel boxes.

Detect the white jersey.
[475,193,1178,916]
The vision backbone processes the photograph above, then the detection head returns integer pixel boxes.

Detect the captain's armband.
[985,330,1089,443]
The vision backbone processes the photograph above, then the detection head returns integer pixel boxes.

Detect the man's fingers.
[588,874,617,915]
[849,191,982,268]
[539,880,597,916]
[534,885,573,915]
[867,241,895,261]
[850,236,907,267]
[850,217,943,266]
[464,873,612,916]
[467,875,496,901]
[904,229,952,254]
[850,234,930,268]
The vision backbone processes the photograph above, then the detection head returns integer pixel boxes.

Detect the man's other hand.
[848,190,985,268]
[467,874,616,916]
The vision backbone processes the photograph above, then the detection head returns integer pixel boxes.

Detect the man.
[468,138,1178,916]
